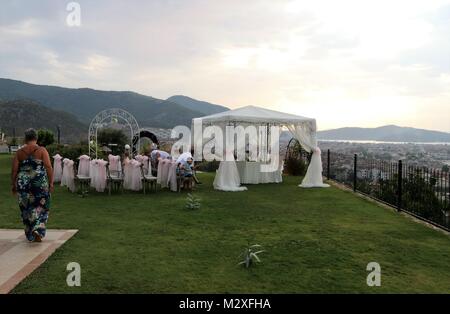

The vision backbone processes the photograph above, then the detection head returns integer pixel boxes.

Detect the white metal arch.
[88,108,140,158]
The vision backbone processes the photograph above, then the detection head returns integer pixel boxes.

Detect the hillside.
[317,125,450,143]
[0,78,208,128]
[0,100,86,143]
[166,95,229,115]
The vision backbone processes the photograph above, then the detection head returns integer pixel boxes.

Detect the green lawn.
[1,153,450,293]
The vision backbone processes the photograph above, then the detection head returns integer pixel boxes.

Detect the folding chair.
[107,165,124,195]
[141,164,157,194]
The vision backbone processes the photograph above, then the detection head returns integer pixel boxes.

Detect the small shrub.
[238,244,265,268]
[284,156,307,176]
[196,160,220,172]
[185,193,201,210]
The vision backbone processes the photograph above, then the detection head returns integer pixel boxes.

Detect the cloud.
[0,0,449,131]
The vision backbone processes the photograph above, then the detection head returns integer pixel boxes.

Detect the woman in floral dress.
[11,129,54,242]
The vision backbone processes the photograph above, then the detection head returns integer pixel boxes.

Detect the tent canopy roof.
[193,105,315,126]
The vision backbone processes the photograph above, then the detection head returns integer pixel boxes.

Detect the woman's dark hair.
[24,128,38,142]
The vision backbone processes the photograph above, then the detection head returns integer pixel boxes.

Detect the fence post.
[397,160,403,212]
[353,154,357,192]
[327,149,331,180]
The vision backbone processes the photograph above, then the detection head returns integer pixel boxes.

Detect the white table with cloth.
[235,161,283,184]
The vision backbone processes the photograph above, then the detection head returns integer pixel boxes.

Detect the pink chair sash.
[53,154,63,183]
[108,154,122,172]
[78,155,91,177]
[129,159,142,191]
[61,158,75,192]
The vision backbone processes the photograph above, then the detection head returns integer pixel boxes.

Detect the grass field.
[1,153,450,293]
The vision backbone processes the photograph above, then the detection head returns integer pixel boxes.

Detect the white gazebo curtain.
[286,122,329,188]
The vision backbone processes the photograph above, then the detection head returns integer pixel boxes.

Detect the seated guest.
[177,157,194,190]
[176,151,192,164]
[177,157,193,176]
[176,152,201,184]
[151,149,170,164]
[150,149,171,175]
[156,151,170,160]
[144,146,155,175]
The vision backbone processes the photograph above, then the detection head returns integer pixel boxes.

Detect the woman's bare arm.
[41,148,54,189]
[11,153,19,194]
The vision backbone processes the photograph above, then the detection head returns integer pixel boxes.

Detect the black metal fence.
[322,150,450,232]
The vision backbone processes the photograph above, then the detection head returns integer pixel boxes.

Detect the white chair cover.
[213,161,247,192]
[129,159,142,191]
[157,159,171,188]
[135,155,150,174]
[156,159,163,185]
[148,156,153,173]
[142,156,150,174]
[90,159,98,188]
[77,155,91,177]
[89,159,108,192]
[108,154,122,172]
[52,154,63,183]
[167,161,178,192]
[92,159,108,192]
[61,158,76,192]
[123,157,132,190]
[61,158,69,187]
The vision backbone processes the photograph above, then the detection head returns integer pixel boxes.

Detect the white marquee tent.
[192,105,329,190]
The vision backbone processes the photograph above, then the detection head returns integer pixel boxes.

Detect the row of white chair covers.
[54,154,109,193]
[53,153,161,193]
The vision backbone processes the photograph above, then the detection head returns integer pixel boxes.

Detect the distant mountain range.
[167,95,229,115]
[0,78,229,128]
[0,100,87,143]
[1,78,448,144]
[317,125,450,143]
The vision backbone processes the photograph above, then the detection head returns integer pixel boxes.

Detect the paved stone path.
[0,229,78,294]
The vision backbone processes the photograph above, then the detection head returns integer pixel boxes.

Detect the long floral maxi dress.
[16,152,51,241]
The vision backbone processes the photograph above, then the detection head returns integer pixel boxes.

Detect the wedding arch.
[132,129,159,153]
[88,108,140,158]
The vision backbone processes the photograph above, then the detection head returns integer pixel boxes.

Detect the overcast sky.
[1,0,449,131]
